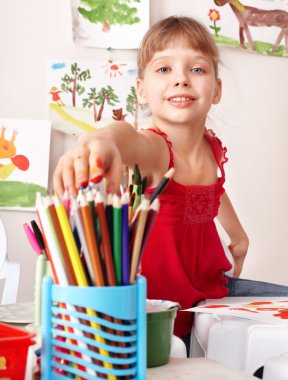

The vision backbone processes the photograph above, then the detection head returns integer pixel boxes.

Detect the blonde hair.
[137,16,219,79]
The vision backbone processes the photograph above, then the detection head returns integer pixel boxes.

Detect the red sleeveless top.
[141,128,232,337]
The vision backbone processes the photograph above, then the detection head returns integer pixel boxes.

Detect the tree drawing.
[126,86,140,129]
[96,86,120,121]
[82,87,98,122]
[77,0,141,32]
[61,63,91,107]
[83,86,120,122]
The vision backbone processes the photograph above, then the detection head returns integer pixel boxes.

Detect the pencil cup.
[41,275,146,380]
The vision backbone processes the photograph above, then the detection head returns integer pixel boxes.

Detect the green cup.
[147,309,177,367]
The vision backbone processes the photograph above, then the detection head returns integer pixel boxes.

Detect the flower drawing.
[208,9,221,37]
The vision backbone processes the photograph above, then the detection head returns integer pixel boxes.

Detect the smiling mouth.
[166,96,195,106]
[168,96,194,102]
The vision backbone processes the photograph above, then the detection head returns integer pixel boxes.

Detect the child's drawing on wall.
[198,0,288,57]
[0,119,51,210]
[70,0,149,48]
[0,127,29,180]
[48,60,148,136]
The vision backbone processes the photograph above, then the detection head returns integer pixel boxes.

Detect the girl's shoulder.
[204,129,228,176]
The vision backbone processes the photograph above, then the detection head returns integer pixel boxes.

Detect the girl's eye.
[157,67,170,73]
[192,67,204,74]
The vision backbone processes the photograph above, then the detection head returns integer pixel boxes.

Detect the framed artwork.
[0,119,51,210]
[48,60,149,136]
[194,0,288,57]
[70,0,150,49]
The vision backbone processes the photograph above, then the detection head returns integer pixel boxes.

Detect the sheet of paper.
[185,298,288,324]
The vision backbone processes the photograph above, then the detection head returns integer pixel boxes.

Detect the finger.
[73,145,90,190]
[54,151,78,197]
[89,155,104,184]
[53,161,65,198]
[53,154,77,198]
[232,260,242,278]
[88,141,122,193]
[61,158,77,197]
[105,151,123,193]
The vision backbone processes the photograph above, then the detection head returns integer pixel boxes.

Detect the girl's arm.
[53,121,165,197]
[217,191,249,278]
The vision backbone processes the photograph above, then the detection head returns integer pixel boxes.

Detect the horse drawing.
[214,0,288,53]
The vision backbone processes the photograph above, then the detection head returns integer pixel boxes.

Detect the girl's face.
[136,45,222,130]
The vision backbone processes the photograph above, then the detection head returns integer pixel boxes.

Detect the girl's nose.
[174,74,190,87]
[175,81,189,87]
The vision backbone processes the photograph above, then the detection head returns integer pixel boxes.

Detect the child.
[53,16,288,355]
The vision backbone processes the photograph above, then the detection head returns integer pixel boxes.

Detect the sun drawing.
[103,61,127,78]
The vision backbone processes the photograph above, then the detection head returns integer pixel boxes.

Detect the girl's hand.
[53,137,123,198]
[228,239,249,278]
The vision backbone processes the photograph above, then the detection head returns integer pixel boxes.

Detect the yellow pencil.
[53,195,87,286]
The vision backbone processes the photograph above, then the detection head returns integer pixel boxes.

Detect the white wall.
[0,0,288,302]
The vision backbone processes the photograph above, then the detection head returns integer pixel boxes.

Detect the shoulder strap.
[144,128,174,169]
[204,129,228,178]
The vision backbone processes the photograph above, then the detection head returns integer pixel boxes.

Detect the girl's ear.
[212,78,222,105]
[136,78,148,105]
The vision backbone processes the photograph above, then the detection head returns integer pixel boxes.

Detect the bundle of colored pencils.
[30,166,174,379]
[35,166,174,288]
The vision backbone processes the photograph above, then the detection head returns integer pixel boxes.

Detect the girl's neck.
[152,121,206,155]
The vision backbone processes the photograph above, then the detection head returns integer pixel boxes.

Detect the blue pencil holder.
[41,276,146,380]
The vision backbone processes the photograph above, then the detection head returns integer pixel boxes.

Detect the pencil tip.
[150,197,160,210]
[165,167,175,178]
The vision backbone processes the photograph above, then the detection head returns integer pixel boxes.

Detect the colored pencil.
[139,198,160,261]
[35,200,58,283]
[113,194,122,285]
[121,192,130,285]
[36,193,67,285]
[34,254,47,327]
[46,195,77,286]
[79,193,105,286]
[106,193,114,249]
[70,198,94,285]
[95,191,129,367]
[87,190,107,283]
[86,190,100,243]
[132,164,142,212]
[31,220,47,257]
[95,191,116,286]
[53,195,88,287]
[149,167,175,203]
[129,199,150,283]
[23,223,42,255]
